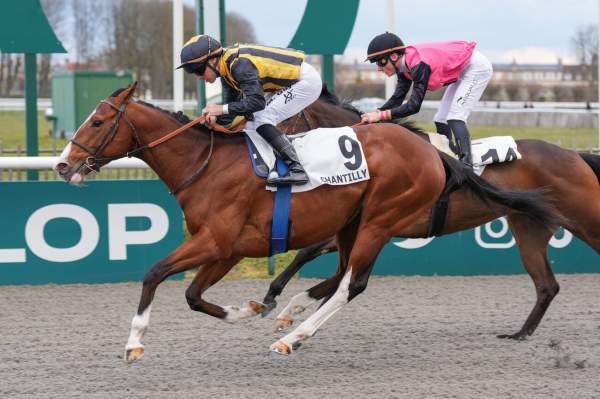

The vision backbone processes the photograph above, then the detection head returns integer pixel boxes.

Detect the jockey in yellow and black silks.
[177,35,322,185]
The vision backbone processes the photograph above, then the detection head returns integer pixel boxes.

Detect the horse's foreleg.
[262,237,338,316]
[185,257,268,322]
[125,229,222,363]
[498,215,558,340]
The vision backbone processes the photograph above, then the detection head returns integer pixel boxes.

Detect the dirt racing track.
[1,274,599,398]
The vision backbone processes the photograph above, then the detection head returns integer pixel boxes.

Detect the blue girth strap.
[271,158,292,256]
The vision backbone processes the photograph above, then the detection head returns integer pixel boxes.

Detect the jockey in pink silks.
[362,32,493,167]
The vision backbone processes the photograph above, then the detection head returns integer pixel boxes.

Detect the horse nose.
[55,161,69,175]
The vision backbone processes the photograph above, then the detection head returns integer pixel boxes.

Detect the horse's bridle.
[70,100,143,173]
[69,99,214,195]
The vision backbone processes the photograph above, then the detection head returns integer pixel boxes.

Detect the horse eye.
[92,120,103,127]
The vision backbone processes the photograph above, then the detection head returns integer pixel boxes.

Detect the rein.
[70,99,220,195]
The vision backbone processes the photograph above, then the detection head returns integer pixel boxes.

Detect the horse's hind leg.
[270,224,384,355]
[262,237,338,316]
[273,264,346,332]
[272,216,360,332]
[498,214,558,340]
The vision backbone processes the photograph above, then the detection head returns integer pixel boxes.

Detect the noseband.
[69,99,214,195]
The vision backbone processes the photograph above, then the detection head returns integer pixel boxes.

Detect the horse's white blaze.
[53,109,95,179]
[276,291,317,321]
[125,305,152,350]
[54,141,73,169]
[74,110,95,137]
[223,302,260,323]
[279,269,352,349]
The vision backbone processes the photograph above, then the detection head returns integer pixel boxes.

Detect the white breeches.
[246,62,322,130]
[433,50,493,123]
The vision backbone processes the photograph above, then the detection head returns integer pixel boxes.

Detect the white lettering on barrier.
[0,203,170,263]
[393,237,435,249]
[394,217,574,250]
[108,204,169,260]
[25,204,99,262]
[0,248,26,263]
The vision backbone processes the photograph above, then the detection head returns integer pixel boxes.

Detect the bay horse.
[262,87,600,341]
[54,83,558,360]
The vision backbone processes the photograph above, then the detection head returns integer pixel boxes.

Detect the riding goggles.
[183,62,207,76]
[375,57,389,68]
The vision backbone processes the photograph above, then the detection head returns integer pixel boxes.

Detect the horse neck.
[306,100,361,129]
[127,102,215,193]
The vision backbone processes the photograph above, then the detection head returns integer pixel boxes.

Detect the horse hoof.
[261,301,277,317]
[270,340,292,355]
[273,317,293,332]
[497,332,527,340]
[124,347,145,363]
[248,300,267,314]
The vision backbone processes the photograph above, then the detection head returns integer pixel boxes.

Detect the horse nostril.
[55,162,68,174]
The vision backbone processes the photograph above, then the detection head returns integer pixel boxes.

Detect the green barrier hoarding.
[300,218,599,277]
[0,180,183,285]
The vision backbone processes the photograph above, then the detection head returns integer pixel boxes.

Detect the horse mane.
[111,88,231,137]
[317,84,427,136]
[110,85,428,138]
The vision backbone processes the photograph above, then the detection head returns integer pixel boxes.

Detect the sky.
[202,0,598,65]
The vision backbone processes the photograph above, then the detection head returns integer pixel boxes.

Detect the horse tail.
[438,152,561,230]
[579,152,600,185]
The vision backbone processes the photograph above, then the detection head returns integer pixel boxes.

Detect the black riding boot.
[448,119,473,167]
[435,122,457,153]
[256,124,308,185]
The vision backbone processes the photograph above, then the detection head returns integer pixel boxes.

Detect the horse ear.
[116,81,138,103]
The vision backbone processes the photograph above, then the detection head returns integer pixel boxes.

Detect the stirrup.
[267,171,308,185]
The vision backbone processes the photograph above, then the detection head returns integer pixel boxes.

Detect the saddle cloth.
[245,127,370,193]
[426,133,522,175]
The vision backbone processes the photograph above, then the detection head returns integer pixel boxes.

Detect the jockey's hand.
[202,103,224,117]
[361,111,382,124]
[361,110,392,124]
[203,115,217,126]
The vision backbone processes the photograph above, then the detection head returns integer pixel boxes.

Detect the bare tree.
[226,11,257,45]
[0,54,22,96]
[70,0,108,67]
[39,0,68,97]
[104,0,173,97]
[571,24,598,101]
[105,1,259,99]
[572,24,598,66]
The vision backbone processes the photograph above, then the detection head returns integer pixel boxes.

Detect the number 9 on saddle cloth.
[245,126,371,192]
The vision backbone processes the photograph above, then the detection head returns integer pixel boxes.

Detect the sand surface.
[1,274,599,398]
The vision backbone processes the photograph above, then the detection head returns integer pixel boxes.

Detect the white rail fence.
[0,157,154,181]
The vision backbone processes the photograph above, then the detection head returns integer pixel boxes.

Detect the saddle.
[426,133,521,175]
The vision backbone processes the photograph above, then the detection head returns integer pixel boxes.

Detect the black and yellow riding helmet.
[365,32,406,63]
[177,34,223,75]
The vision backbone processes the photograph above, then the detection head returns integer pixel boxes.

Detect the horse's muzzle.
[53,160,83,184]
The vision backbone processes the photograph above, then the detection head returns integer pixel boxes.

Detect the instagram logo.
[475,217,515,249]
[549,228,573,248]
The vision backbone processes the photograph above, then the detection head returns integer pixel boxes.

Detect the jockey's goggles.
[183,62,207,76]
[375,57,389,67]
